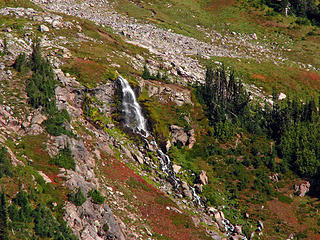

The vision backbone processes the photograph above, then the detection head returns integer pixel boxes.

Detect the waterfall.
[118,75,202,206]
[118,75,247,238]
[118,75,148,136]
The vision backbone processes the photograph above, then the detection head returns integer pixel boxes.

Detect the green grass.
[0,0,42,10]
[126,176,150,192]
[277,194,294,204]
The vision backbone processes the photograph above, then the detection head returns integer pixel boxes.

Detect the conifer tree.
[0,190,9,240]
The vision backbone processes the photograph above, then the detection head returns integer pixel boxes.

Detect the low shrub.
[68,188,86,206]
[52,144,75,170]
[88,189,105,204]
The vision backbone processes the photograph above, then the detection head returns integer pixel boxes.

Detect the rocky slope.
[29,0,320,85]
[1,0,320,240]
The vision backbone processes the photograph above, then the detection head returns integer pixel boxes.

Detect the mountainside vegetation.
[1,0,320,239]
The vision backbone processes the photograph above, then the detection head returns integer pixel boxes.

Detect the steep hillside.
[0,0,320,240]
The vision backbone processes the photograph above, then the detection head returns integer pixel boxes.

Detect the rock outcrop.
[294,181,310,197]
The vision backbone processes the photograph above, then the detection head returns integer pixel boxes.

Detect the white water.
[118,75,148,136]
[118,75,202,206]
[118,76,248,238]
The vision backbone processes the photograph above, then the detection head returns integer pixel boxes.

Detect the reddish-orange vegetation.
[267,200,299,227]
[205,0,235,12]
[252,74,266,80]
[102,157,211,240]
[300,71,320,89]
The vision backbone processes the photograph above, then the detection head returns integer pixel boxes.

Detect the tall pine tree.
[0,190,9,240]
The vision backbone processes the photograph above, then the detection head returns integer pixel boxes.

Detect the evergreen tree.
[142,65,151,80]
[13,53,28,72]
[0,190,9,240]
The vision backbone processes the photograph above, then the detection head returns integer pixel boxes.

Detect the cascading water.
[118,75,181,191]
[118,75,148,136]
[118,75,247,238]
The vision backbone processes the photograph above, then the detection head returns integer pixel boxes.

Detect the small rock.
[278,92,286,100]
[52,20,62,28]
[251,33,258,40]
[173,164,181,174]
[181,181,192,199]
[258,220,264,229]
[39,25,49,32]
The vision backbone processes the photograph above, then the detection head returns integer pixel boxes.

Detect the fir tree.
[0,190,9,240]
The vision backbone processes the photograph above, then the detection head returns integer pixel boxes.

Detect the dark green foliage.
[3,38,9,55]
[142,65,151,79]
[195,66,250,140]
[103,223,109,232]
[278,194,293,204]
[88,189,105,204]
[54,221,77,240]
[13,53,28,72]
[8,204,19,222]
[43,109,71,136]
[265,0,320,25]
[13,189,29,207]
[0,191,9,240]
[142,65,170,82]
[68,188,86,206]
[33,204,58,238]
[52,144,75,170]
[0,147,12,178]
[26,38,57,113]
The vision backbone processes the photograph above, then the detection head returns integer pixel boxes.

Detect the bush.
[142,65,151,80]
[33,204,58,238]
[52,144,75,170]
[278,194,293,204]
[103,223,109,232]
[88,189,105,204]
[26,38,57,112]
[0,147,12,178]
[43,109,71,136]
[13,53,28,72]
[68,188,86,206]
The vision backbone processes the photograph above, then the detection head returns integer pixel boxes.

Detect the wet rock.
[194,183,203,193]
[258,220,264,229]
[181,181,192,199]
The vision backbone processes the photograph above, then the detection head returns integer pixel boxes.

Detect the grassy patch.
[126,176,150,192]
[277,194,294,204]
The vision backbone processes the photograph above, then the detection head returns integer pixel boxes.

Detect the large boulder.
[199,170,208,185]
[170,125,188,147]
[181,181,192,199]
[187,129,196,148]
[294,181,310,197]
